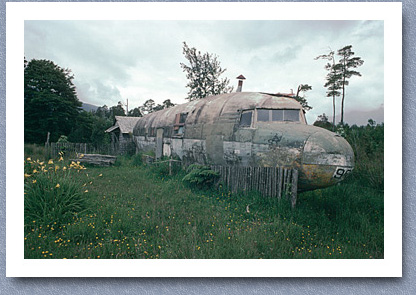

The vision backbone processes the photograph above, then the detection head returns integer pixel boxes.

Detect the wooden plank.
[281,168,285,199]
[277,167,283,199]
[291,169,298,208]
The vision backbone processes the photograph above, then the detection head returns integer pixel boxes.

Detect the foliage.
[153,99,176,112]
[343,121,384,191]
[128,107,143,117]
[24,155,88,227]
[182,164,220,188]
[294,84,313,111]
[67,111,94,143]
[316,46,364,126]
[57,135,69,143]
[140,99,156,115]
[90,116,112,146]
[131,154,144,167]
[315,49,341,128]
[24,59,82,143]
[313,113,334,130]
[180,42,233,101]
[336,45,364,125]
[25,144,49,161]
[109,101,126,121]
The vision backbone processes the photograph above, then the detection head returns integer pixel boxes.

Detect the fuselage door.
[156,128,164,159]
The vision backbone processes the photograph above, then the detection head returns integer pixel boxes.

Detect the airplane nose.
[300,131,354,190]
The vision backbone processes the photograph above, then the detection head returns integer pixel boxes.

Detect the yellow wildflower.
[32,169,38,174]
[98,174,102,177]
[32,180,37,184]
[26,157,31,161]
[63,166,67,171]
[48,159,53,164]
[55,165,60,172]
[59,156,64,162]
[84,190,88,193]
[56,184,60,188]
[24,173,31,178]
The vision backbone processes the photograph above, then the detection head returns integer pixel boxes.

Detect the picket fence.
[211,166,298,207]
[49,142,135,158]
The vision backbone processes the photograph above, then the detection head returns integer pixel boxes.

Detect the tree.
[24,59,82,143]
[68,110,95,143]
[336,45,364,125]
[90,116,112,146]
[109,101,126,121]
[95,105,110,119]
[140,99,156,115]
[315,50,341,130]
[153,99,176,112]
[294,84,313,111]
[180,42,233,101]
[162,99,175,109]
[128,107,143,117]
[313,113,333,130]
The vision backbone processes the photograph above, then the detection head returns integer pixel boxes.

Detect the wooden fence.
[49,142,135,158]
[211,166,298,207]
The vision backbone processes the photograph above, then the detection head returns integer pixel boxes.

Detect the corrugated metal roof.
[105,116,141,134]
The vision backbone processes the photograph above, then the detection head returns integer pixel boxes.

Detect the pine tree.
[315,50,341,130]
[336,45,364,125]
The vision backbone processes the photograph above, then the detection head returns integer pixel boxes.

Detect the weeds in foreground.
[24,157,383,259]
[24,154,89,227]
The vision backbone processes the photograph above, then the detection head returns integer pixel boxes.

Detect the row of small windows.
[240,109,300,127]
[141,109,299,136]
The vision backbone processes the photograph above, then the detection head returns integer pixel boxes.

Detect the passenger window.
[272,110,283,121]
[257,109,300,122]
[239,111,253,127]
[257,109,269,122]
[284,110,299,121]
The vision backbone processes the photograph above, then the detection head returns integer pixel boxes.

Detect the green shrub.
[344,122,384,191]
[182,164,220,188]
[114,155,131,167]
[131,154,143,167]
[24,158,88,227]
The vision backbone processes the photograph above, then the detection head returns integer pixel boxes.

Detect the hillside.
[81,102,99,112]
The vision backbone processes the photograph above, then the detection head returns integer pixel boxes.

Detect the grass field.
[24,151,384,259]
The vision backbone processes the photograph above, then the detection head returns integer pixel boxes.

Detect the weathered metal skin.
[132,92,354,191]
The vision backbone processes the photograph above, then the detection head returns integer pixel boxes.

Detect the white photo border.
[6,1,402,277]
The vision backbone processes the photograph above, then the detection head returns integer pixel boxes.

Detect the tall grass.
[24,158,383,259]
[24,124,384,260]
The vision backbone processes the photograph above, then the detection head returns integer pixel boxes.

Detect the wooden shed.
[105,116,141,154]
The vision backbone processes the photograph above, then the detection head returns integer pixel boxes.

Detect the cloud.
[24,20,384,125]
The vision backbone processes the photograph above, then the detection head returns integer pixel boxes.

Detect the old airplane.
[132,91,354,191]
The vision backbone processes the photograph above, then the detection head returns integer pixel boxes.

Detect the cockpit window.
[257,109,300,122]
[271,110,283,121]
[283,109,300,122]
[239,110,253,127]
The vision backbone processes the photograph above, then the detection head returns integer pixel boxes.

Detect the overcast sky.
[24,20,384,125]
